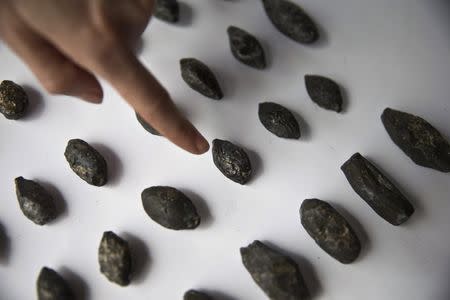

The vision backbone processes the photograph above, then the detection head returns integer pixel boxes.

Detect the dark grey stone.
[262,0,319,44]
[154,0,179,23]
[180,58,223,100]
[15,177,56,225]
[241,240,309,300]
[212,139,252,185]
[305,75,343,112]
[37,267,74,300]
[64,139,107,186]
[98,231,132,286]
[227,26,266,69]
[141,186,200,230]
[0,80,28,120]
[184,290,213,300]
[300,199,361,264]
[341,153,414,225]
[136,112,161,136]
[381,108,450,172]
[258,102,300,139]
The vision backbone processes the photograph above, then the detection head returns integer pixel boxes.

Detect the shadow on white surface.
[177,2,194,27]
[38,180,68,224]
[339,84,350,114]
[22,84,45,121]
[246,148,264,184]
[258,38,273,70]
[60,267,91,300]
[332,203,371,262]
[214,65,237,101]
[121,232,152,285]
[263,241,323,299]
[291,109,312,141]
[437,259,450,300]
[91,144,124,187]
[0,222,11,265]
[307,18,330,50]
[181,189,213,229]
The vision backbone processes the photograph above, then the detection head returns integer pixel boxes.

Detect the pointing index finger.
[92,46,209,154]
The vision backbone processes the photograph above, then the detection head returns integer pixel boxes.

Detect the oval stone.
[240,240,309,300]
[381,107,450,172]
[141,186,200,230]
[300,199,361,264]
[15,177,56,225]
[64,139,108,186]
[180,58,223,100]
[98,231,132,286]
[212,139,252,184]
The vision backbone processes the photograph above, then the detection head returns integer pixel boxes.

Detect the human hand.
[0,0,209,154]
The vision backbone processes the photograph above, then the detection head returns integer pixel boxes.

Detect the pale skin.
[0,0,210,154]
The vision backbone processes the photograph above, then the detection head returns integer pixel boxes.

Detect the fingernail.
[196,135,210,154]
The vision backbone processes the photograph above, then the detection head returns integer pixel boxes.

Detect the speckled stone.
[241,240,309,300]
[300,199,361,264]
[341,153,414,225]
[262,0,319,44]
[305,75,343,112]
[381,108,450,172]
[64,139,107,186]
[15,177,56,225]
[0,80,28,119]
[180,58,223,100]
[227,26,266,69]
[37,267,74,300]
[98,231,132,286]
[258,102,300,139]
[212,139,252,184]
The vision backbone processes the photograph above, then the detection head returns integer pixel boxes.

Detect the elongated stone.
[381,108,450,172]
[15,177,56,225]
[37,267,74,300]
[141,186,200,230]
[227,26,266,69]
[64,139,107,186]
[341,153,414,225]
[0,80,28,120]
[300,199,361,264]
[262,0,319,44]
[184,290,213,300]
[212,139,252,184]
[154,0,179,23]
[180,58,223,100]
[136,112,161,136]
[241,241,308,300]
[258,102,300,139]
[304,75,343,112]
[98,231,132,286]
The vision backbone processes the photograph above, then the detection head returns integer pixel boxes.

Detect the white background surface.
[1,0,450,299]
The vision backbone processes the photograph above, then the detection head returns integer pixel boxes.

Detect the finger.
[91,46,209,154]
[90,0,153,45]
[0,5,103,103]
[137,0,155,15]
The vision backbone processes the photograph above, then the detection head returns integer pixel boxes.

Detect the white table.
[1,1,449,299]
